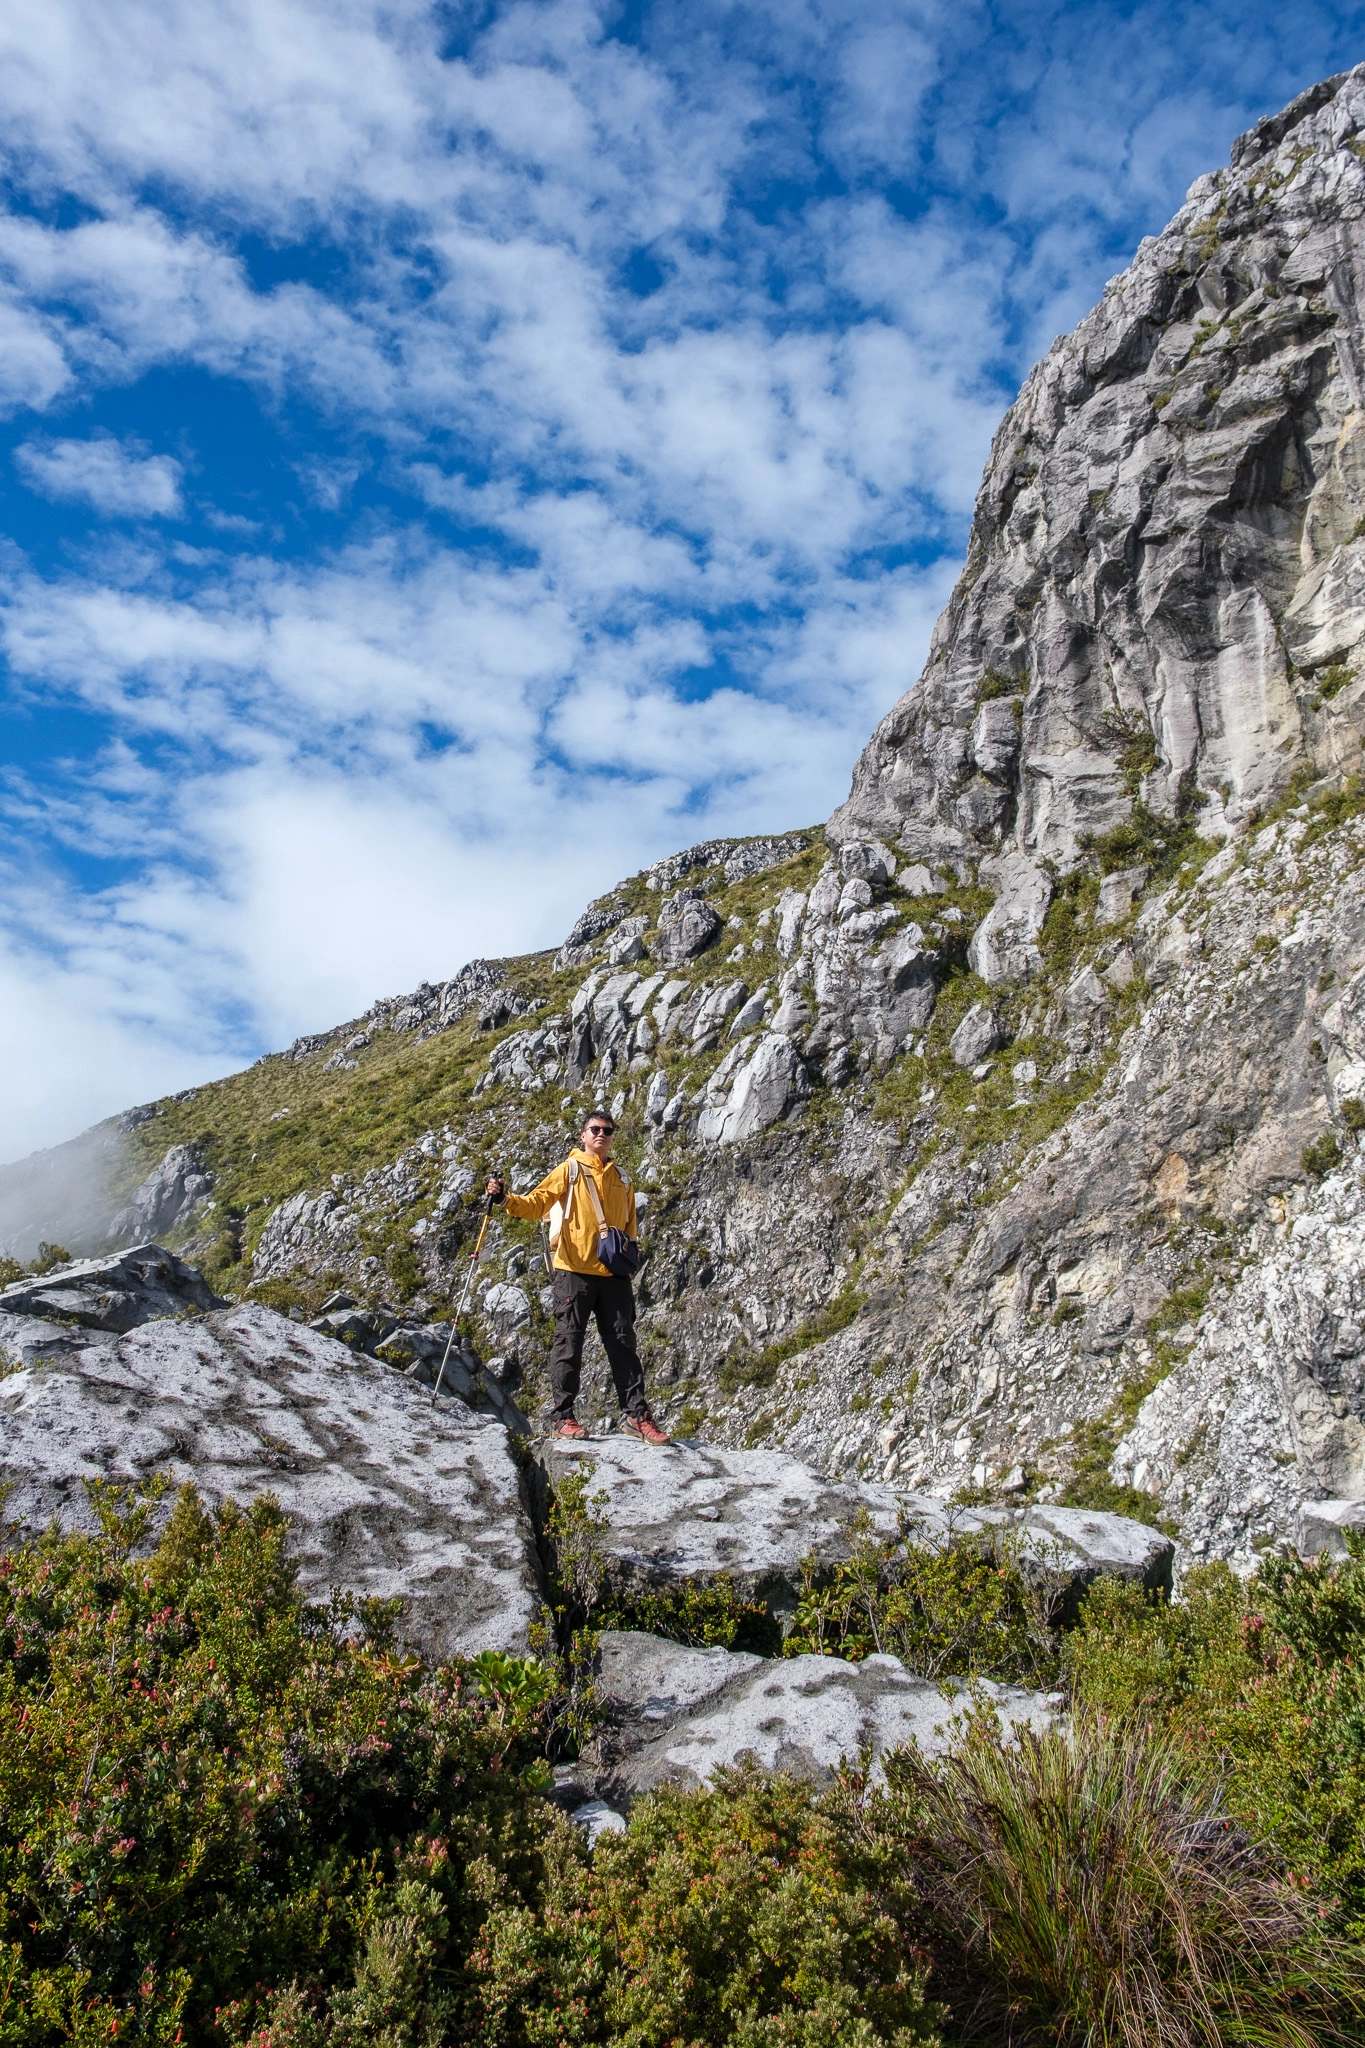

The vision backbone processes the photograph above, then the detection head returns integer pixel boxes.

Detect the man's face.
[581,1116,615,1159]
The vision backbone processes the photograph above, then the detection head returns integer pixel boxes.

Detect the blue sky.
[2,0,1364,1158]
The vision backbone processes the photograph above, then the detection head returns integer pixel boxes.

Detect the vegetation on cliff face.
[3,1485,1365,2046]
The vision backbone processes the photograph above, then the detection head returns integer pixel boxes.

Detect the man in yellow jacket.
[486,1109,670,1444]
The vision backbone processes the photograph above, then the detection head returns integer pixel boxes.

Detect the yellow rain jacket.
[504,1149,638,1276]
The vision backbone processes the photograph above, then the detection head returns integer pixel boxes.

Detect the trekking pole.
[431,1191,495,1406]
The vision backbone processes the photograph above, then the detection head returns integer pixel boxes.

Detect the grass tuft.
[875,1712,1365,2048]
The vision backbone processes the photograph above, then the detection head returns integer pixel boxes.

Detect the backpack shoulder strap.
[580,1163,608,1229]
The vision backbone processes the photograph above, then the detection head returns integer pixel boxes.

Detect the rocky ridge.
[0,1245,1179,1816]
[10,74,1365,1564]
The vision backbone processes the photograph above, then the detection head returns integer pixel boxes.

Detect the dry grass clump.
[872,1712,1362,2048]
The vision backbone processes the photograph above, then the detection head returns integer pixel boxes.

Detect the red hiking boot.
[552,1417,589,1440]
[622,1412,671,1446]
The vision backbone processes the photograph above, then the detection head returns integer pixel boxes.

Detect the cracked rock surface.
[576,1630,1054,1806]
[535,1434,1173,1613]
[0,1300,542,1660]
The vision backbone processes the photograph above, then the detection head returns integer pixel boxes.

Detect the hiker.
[486,1110,670,1445]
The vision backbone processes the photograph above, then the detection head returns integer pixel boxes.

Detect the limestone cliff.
[12,71,1365,1570]
[831,66,1365,871]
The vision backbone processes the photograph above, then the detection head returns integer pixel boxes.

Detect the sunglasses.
[586,1122,615,1136]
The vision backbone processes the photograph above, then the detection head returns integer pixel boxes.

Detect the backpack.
[547,1159,640,1277]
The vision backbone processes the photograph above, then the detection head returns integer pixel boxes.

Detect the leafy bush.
[5,1479,1365,2046]
[597,1578,783,1656]
[0,1481,557,2045]
[0,1242,73,1289]
[1303,1131,1343,1177]
[784,1517,1063,1688]
[1065,1546,1365,1933]
[860,1711,1363,2048]
[471,1766,941,2048]
[1082,800,1205,882]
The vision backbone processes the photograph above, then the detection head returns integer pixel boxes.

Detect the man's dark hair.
[582,1107,616,1129]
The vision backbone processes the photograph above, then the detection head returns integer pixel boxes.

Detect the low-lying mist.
[0,1119,132,1263]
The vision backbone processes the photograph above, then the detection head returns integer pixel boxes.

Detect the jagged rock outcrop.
[830,67,1365,872]
[0,1296,542,1659]
[0,1243,223,1331]
[108,1144,213,1243]
[307,1290,530,1429]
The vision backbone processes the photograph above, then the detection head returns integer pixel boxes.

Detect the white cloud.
[15,433,183,517]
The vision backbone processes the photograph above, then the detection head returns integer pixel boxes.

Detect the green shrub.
[784,1517,1063,1688]
[470,1767,941,2048]
[865,1711,1364,2048]
[1082,800,1205,882]
[1340,1097,1365,1132]
[1303,1131,1344,1177]
[597,1578,782,1656]
[1064,1548,1365,1933]
[0,1243,72,1289]
[1099,708,1161,793]
[0,1481,557,2044]
[27,1242,72,1276]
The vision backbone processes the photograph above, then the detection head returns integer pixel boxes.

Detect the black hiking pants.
[548,1269,647,1424]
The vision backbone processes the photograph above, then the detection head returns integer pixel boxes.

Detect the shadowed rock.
[0,1243,223,1333]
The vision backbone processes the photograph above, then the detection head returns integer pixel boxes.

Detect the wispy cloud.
[15,433,183,517]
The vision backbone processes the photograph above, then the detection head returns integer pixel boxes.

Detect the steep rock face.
[831,68,1365,871]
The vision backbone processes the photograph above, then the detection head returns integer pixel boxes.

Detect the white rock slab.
[538,1434,1174,1612]
[591,1630,1053,1802]
[541,1432,914,1610]
[0,1301,542,1661]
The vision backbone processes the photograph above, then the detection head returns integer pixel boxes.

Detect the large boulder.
[0,1300,543,1660]
[696,1032,808,1144]
[966,852,1053,986]
[1297,1497,1365,1556]
[535,1434,1174,1617]
[0,1243,223,1333]
[574,1630,1053,1806]
[653,888,722,966]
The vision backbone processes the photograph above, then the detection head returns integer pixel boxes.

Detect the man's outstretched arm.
[487,1161,570,1221]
